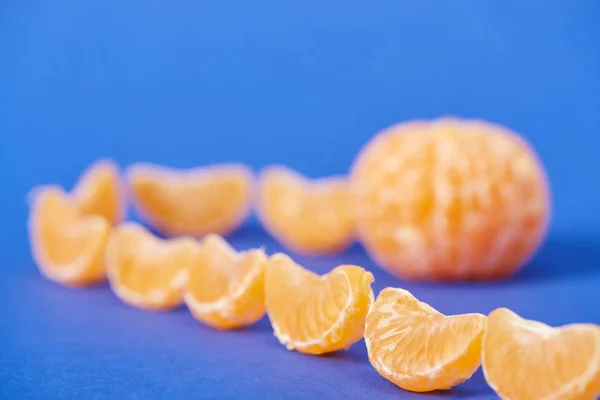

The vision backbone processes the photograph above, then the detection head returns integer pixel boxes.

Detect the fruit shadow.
[371,369,492,398]
[316,341,370,364]
[346,233,600,288]
[512,233,600,283]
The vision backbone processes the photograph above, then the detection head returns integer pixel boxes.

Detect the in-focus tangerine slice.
[351,117,550,281]
[28,186,110,287]
[365,288,486,392]
[105,222,195,311]
[127,163,253,237]
[482,308,600,400]
[72,159,125,226]
[265,253,374,355]
[257,166,355,255]
[184,234,268,330]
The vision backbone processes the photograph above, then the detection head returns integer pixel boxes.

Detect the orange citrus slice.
[72,159,125,226]
[28,185,110,286]
[105,222,196,311]
[483,308,600,400]
[127,163,253,237]
[365,288,487,392]
[257,166,355,255]
[184,234,268,330]
[351,117,550,281]
[265,253,374,354]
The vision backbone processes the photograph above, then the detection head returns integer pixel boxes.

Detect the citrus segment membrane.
[365,288,486,392]
[127,163,253,237]
[257,165,355,255]
[106,222,196,311]
[28,185,110,286]
[482,308,600,400]
[265,253,374,355]
[184,234,268,330]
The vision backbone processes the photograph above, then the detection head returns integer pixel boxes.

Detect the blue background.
[2,1,600,399]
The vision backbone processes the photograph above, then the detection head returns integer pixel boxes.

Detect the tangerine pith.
[351,117,550,281]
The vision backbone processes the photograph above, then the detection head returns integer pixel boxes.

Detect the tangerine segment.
[28,186,110,287]
[72,159,125,226]
[265,253,374,355]
[127,163,253,237]
[184,234,268,330]
[483,308,600,400]
[105,222,196,311]
[257,166,355,255]
[351,117,550,281]
[365,288,486,392]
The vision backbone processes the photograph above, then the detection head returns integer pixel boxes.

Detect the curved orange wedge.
[483,308,600,400]
[72,159,125,226]
[265,253,374,355]
[127,163,253,237]
[257,166,356,255]
[28,186,110,287]
[184,234,268,330]
[365,288,487,392]
[105,222,196,311]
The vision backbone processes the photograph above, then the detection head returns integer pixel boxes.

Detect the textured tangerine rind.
[265,253,374,355]
[482,308,600,400]
[105,222,194,311]
[184,235,268,330]
[257,165,355,255]
[28,185,110,287]
[127,163,254,237]
[364,288,486,392]
[351,117,550,281]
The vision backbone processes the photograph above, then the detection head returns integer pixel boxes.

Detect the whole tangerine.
[350,117,550,281]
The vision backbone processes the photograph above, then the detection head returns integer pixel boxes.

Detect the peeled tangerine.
[257,166,355,255]
[105,223,195,311]
[483,308,600,400]
[127,163,253,237]
[364,288,486,392]
[351,117,550,281]
[184,234,268,330]
[28,186,111,286]
[265,253,374,355]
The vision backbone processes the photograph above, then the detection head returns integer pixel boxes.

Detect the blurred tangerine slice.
[184,234,268,330]
[105,222,195,311]
[72,159,125,226]
[257,166,355,255]
[127,163,253,237]
[365,288,486,392]
[483,308,600,400]
[265,253,374,355]
[28,186,110,286]
[351,117,550,281]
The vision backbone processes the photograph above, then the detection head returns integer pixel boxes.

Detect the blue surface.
[1,1,600,399]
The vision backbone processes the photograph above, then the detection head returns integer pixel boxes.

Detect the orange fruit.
[184,234,268,330]
[483,308,600,400]
[27,185,110,286]
[265,253,374,355]
[351,117,550,281]
[72,159,125,226]
[257,165,355,255]
[105,222,196,311]
[127,163,253,237]
[364,288,487,392]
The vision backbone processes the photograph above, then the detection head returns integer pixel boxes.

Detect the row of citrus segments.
[65,158,354,255]
[27,160,600,399]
